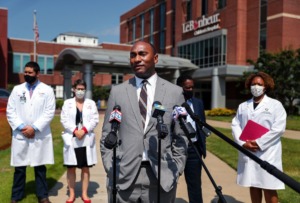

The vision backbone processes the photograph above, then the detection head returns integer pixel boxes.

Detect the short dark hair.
[24,61,40,73]
[73,79,87,89]
[176,74,193,86]
[133,40,157,55]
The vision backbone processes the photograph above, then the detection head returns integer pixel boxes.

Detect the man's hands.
[21,125,35,139]
[243,140,260,152]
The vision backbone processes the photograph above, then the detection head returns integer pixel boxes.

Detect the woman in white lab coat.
[60,79,99,203]
[232,72,286,203]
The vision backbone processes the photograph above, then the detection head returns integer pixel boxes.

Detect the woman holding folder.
[232,72,286,203]
[60,79,99,203]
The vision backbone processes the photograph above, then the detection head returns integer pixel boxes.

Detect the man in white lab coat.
[6,61,55,203]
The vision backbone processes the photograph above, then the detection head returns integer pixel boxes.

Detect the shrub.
[207,108,236,116]
[56,99,64,110]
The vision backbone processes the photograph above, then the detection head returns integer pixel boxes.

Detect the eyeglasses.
[75,88,85,91]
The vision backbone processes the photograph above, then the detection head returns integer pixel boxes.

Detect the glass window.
[186,0,192,21]
[112,74,123,85]
[202,0,208,15]
[150,8,154,44]
[178,34,227,68]
[13,53,31,73]
[140,14,144,40]
[218,0,227,9]
[260,0,268,50]
[37,55,54,75]
[132,18,136,41]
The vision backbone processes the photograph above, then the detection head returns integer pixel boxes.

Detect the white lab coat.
[232,95,286,189]
[60,98,99,166]
[6,82,55,167]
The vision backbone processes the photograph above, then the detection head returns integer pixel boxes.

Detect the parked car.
[0,94,11,150]
[0,88,10,98]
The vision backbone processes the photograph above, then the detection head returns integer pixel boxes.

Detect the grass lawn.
[207,127,300,203]
[0,115,65,203]
[206,115,300,131]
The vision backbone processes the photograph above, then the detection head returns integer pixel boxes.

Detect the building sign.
[182,13,220,36]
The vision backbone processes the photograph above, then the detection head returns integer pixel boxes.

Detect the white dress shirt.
[186,99,198,142]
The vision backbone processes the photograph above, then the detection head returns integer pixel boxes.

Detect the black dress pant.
[11,165,49,201]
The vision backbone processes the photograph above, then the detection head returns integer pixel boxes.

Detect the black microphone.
[172,105,196,138]
[152,101,168,138]
[182,102,211,137]
[104,105,122,149]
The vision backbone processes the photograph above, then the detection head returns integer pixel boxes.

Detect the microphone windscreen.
[152,101,166,118]
[113,105,121,111]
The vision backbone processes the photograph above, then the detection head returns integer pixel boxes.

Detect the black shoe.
[38,198,52,203]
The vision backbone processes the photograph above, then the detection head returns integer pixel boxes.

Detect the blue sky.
[1,0,144,43]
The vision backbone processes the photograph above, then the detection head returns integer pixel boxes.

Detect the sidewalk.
[49,116,262,203]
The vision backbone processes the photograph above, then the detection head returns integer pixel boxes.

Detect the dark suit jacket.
[100,76,188,192]
[190,97,206,158]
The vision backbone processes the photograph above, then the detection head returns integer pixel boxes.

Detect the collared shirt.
[186,99,198,142]
[25,80,40,93]
[135,73,157,161]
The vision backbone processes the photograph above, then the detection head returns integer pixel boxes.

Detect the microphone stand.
[156,115,168,203]
[189,113,300,194]
[177,119,227,203]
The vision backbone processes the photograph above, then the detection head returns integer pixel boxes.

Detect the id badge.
[20,92,26,104]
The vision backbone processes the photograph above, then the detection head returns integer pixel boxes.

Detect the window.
[218,0,227,9]
[260,0,268,50]
[55,85,63,98]
[132,18,136,41]
[140,14,144,40]
[13,53,31,73]
[186,0,192,21]
[178,35,227,68]
[160,3,166,53]
[150,8,154,44]
[112,74,123,85]
[37,55,54,74]
[202,0,208,15]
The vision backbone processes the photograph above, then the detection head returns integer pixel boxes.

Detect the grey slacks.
[107,163,177,203]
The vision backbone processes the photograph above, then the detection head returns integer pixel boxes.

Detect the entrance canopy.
[54,47,198,73]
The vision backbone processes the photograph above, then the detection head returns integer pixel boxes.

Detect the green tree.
[92,85,110,102]
[246,48,300,115]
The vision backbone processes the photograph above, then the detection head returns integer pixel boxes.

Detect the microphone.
[104,105,122,149]
[182,102,211,137]
[172,105,196,139]
[152,101,168,138]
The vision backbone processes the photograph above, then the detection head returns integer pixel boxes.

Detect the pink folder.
[239,120,269,141]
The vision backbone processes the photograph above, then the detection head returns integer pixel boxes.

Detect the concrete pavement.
[49,116,299,203]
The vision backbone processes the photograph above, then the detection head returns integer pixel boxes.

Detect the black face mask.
[183,90,193,100]
[24,75,37,84]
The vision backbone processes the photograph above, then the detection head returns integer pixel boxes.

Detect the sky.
[1,0,144,43]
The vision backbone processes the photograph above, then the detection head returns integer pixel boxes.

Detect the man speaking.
[100,41,188,203]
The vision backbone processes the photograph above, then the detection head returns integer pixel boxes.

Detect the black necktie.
[139,80,148,128]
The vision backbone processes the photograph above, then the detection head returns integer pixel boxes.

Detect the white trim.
[267,13,300,21]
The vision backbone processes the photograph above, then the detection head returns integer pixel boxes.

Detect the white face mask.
[250,85,265,97]
[75,90,85,99]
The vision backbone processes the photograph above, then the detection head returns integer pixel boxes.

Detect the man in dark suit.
[100,41,188,203]
[176,74,206,203]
